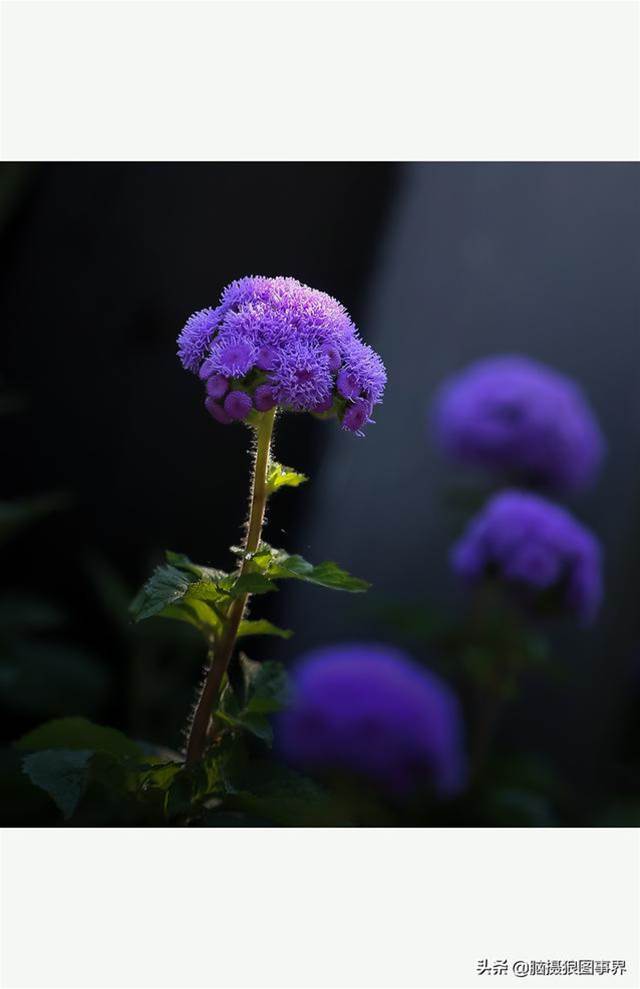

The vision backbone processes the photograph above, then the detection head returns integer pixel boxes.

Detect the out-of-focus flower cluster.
[178,276,386,434]
[277,643,466,798]
[434,354,605,624]
[433,355,604,492]
[451,490,602,623]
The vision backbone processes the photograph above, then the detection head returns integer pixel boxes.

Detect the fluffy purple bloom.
[451,490,603,623]
[433,355,604,492]
[277,643,466,798]
[177,276,386,431]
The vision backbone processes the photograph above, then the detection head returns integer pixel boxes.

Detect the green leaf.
[242,658,290,714]
[164,755,225,819]
[237,619,292,640]
[216,659,290,744]
[130,552,229,629]
[252,544,370,592]
[15,717,142,760]
[222,572,277,598]
[266,462,308,495]
[22,749,93,819]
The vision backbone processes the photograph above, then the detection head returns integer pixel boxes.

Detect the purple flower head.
[277,643,466,799]
[451,490,603,623]
[433,355,604,492]
[177,276,386,431]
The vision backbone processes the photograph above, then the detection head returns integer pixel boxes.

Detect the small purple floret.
[337,368,361,400]
[204,397,232,425]
[312,395,334,414]
[322,344,342,372]
[254,384,277,412]
[208,333,257,378]
[342,398,371,433]
[223,390,253,421]
[178,307,222,373]
[277,643,466,798]
[451,489,603,623]
[205,374,229,400]
[433,355,604,492]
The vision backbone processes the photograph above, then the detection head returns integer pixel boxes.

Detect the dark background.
[1,163,639,822]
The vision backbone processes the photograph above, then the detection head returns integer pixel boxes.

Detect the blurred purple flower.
[433,355,604,492]
[277,643,466,798]
[177,276,386,433]
[451,489,603,623]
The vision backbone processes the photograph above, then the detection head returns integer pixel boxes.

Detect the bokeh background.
[1,162,639,824]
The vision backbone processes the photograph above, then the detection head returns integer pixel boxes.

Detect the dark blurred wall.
[285,163,640,792]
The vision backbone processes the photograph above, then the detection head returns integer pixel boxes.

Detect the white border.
[1,828,639,989]
[1,1,638,161]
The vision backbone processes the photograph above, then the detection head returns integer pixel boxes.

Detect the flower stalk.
[185,408,276,765]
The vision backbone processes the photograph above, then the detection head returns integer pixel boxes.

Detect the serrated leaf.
[15,717,142,760]
[253,544,370,593]
[223,572,277,597]
[216,659,290,744]
[131,552,229,628]
[243,659,290,714]
[237,619,292,640]
[266,462,308,494]
[22,749,92,819]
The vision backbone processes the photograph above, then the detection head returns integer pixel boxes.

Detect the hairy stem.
[185,408,276,765]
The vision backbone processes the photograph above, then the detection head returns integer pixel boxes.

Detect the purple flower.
[277,643,466,798]
[433,355,604,492]
[177,276,386,432]
[451,490,603,623]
